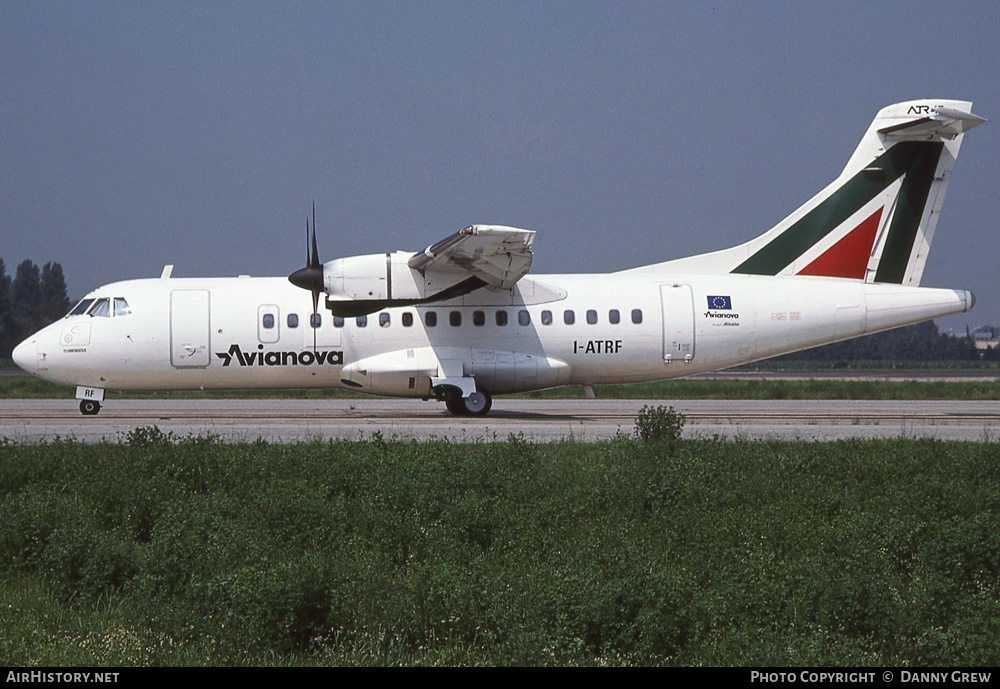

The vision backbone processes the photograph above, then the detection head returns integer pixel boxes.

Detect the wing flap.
[408,225,535,290]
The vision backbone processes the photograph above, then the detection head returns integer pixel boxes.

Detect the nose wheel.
[79,400,102,416]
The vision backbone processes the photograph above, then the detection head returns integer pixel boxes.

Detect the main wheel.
[445,392,467,416]
[79,400,101,416]
[463,390,492,416]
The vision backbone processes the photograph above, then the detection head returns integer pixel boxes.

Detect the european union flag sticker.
[707,295,732,310]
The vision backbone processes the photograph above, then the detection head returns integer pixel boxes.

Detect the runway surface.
[1,398,998,443]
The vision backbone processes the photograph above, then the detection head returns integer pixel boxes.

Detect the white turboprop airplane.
[12,99,985,416]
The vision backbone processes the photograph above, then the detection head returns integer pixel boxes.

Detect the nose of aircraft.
[11,337,36,374]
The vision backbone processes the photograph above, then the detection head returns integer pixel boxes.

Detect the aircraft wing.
[407,225,535,290]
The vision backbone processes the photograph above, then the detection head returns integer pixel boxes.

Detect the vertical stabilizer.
[627,100,984,285]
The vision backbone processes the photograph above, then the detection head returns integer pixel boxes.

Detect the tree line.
[0,258,71,359]
[774,319,992,364]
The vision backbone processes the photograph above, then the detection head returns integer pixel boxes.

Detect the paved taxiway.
[1,398,998,443]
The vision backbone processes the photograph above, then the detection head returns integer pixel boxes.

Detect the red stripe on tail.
[797,207,883,279]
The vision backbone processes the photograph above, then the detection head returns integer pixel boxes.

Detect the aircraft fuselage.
[14,271,973,401]
[11,100,984,416]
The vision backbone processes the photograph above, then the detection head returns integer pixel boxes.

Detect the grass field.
[1,431,998,666]
[1,372,999,401]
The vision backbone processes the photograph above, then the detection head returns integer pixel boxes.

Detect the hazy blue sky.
[3,1,997,333]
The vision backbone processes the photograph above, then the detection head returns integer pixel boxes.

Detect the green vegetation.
[520,378,1000,400]
[2,431,998,665]
[1,372,999,401]
[772,321,993,363]
[634,404,685,443]
[0,258,70,359]
[0,374,367,400]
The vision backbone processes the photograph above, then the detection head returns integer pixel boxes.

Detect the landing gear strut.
[79,399,102,416]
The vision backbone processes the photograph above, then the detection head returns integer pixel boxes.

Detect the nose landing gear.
[76,386,105,416]
[79,399,102,416]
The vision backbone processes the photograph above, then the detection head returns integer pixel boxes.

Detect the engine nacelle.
[324,251,426,302]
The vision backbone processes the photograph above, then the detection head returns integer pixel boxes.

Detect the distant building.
[972,325,999,350]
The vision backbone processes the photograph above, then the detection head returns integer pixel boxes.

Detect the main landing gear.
[79,399,102,416]
[442,388,493,416]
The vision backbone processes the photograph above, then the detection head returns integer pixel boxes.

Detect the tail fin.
[633,99,984,285]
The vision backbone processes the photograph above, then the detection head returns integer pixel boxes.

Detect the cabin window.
[287,314,299,328]
[262,313,275,329]
[88,298,111,318]
[113,297,131,317]
[587,309,598,325]
[379,313,390,327]
[425,311,437,327]
[541,310,553,325]
[518,310,530,326]
[450,311,462,327]
[356,315,367,328]
[495,310,508,326]
[402,312,413,327]
[631,309,643,324]
[310,313,322,328]
[334,316,345,328]
[563,309,575,325]
[609,309,620,324]
[473,310,485,326]
[68,298,95,317]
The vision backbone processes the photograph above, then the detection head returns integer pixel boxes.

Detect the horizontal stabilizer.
[878,108,986,140]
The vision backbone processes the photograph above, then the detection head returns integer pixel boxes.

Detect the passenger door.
[170,290,211,367]
[660,284,695,364]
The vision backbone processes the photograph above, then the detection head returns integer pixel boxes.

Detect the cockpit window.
[88,298,111,318]
[68,299,95,316]
[114,297,132,317]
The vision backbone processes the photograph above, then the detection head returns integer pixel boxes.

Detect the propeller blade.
[288,204,325,352]
[310,203,320,269]
[288,210,324,296]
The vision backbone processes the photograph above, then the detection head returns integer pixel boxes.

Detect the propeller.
[288,203,324,348]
